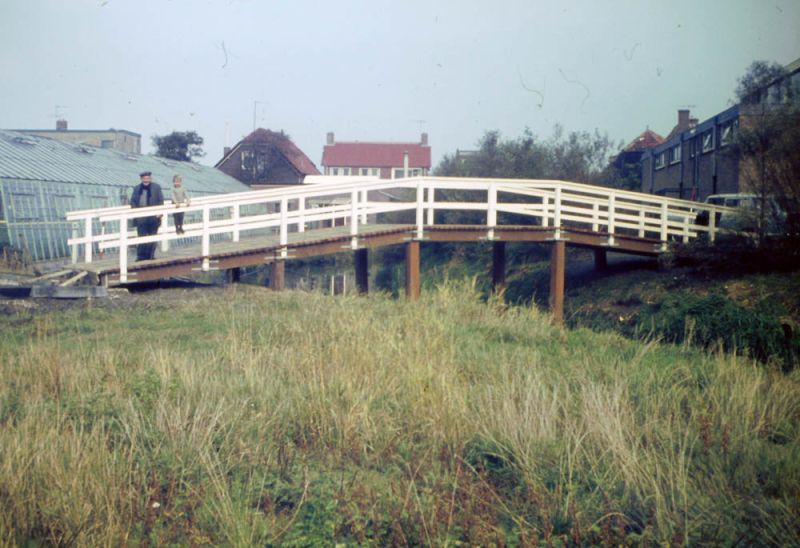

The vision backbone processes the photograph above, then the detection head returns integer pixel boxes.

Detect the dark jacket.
[131,181,164,208]
[130,182,164,226]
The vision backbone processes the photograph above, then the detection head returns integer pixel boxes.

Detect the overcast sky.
[1,0,798,171]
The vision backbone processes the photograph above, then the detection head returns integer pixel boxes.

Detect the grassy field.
[1,283,799,546]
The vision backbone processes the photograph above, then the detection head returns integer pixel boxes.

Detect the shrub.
[635,294,793,367]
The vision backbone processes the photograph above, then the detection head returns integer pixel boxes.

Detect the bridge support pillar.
[405,240,420,300]
[355,248,369,294]
[492,242,506,294]
[549,240,566,324]
[269,261,285,291]
[226,267,241,284]
[594,248,607,271]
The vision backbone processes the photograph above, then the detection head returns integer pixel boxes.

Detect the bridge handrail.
[66,176,737,282]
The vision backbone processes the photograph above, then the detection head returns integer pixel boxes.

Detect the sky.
[1,0,798,171]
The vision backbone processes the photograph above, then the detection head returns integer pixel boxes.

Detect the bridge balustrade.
[66,177,735,283]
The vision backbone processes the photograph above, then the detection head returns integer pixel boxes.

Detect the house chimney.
[421,132,428,145]
[56,119,68,131]
[678,109,690,127]
[223,146,231,157]
[326,132,335,145]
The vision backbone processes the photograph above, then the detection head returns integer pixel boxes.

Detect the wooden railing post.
[350,189,359,249]
[119,214,128,283]
[159,214,169,253]
[415,183,424,240]
[708,207,716,243]
[542,196,549,227]
[202,205,210,271]
[71,223,79,264]
[426,186,435,226]
[554,185,562,240]
[233,203,241,241]
[280,197,288,259]
[607,194,616,246]
[487,183,497,240]
[360,190,368,225]
[84,217,93,263]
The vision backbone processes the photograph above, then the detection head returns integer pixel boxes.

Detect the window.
[359,167,379,176]
[393,167,421,178]
[240,150,253,169]
[720,121,736,147]
[100,140,114,149]
[701,131,714,153]
[654,152,667,170]
[670,144,681,164]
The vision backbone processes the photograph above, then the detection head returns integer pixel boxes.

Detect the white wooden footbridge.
[66,177,733,321]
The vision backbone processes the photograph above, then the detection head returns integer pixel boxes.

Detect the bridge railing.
[67,177,735,282]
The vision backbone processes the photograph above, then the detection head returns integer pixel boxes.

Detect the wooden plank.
[549,240,566,324]
[59,271,88,287]
[29,269,73,282]
[492,241,506,293]
[355,248,369,294]
[405,240,420,300]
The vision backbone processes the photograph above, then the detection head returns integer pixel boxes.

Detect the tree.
[152,131,205,162]
[734,60,788,104]
[434,126,617,183]
[732,61,800,240]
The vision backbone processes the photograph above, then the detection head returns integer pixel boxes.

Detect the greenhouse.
[0,129,248,262]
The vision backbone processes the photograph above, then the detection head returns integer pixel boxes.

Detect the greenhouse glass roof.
[0,129,249,262]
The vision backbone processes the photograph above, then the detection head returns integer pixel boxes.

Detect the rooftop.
[0,129,246,194]
[216,129,320,176]
[322,141,431,168]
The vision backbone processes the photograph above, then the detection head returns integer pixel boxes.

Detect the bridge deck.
[72,223,662,285]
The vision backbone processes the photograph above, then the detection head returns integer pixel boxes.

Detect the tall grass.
[1,282,799,545]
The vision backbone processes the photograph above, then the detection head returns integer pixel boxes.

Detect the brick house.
[215,128,320,186]
[641,108,739,200]
[640,56,800,201]
[321,133,431,179]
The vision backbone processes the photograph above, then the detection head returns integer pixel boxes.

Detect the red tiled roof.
[622,129,664,152]
[322,142,431,168]
[216,129,320,175]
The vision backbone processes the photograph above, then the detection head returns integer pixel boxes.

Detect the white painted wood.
[67,177,740,268]
[84,217,92,263]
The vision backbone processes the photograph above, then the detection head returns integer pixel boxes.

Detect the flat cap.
[139,171,152,177]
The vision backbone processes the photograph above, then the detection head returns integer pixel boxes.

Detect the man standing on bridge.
[130,171,164,261]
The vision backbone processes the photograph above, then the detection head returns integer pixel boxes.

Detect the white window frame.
[720,121,736,147]
[701,131,714,153]
[654,152,666,170]
[670,144,681,164]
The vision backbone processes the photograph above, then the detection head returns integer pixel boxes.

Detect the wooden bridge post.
[269,261,285,291]
[355,248,369,294]
[549,240,566,323]
[492,241,506,293]
[594,248,607,271]
[405,240,420,300]
[226,267,241,284]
